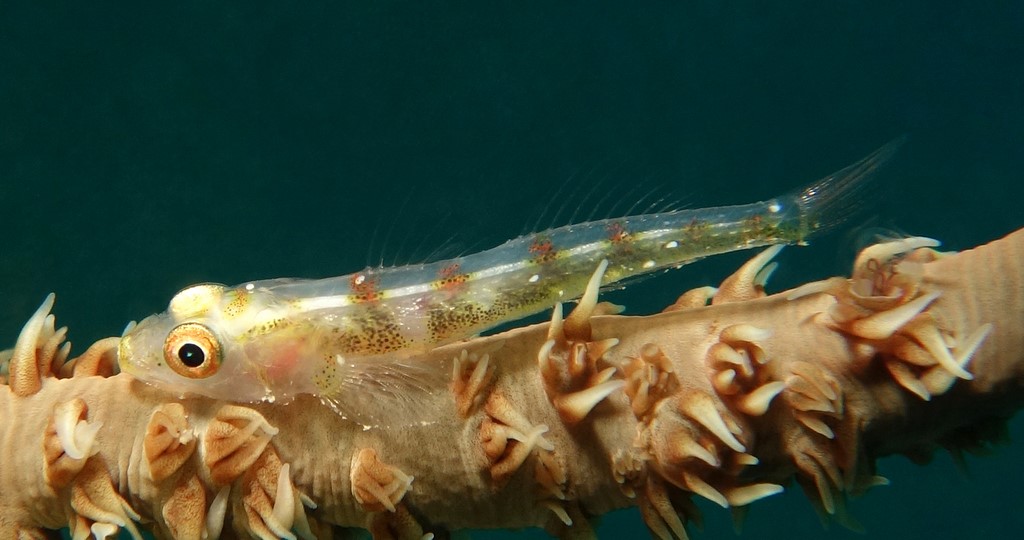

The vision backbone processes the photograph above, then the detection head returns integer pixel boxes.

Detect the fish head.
[117,283,275,402]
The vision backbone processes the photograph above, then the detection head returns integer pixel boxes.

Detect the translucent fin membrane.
[792,135,907,239]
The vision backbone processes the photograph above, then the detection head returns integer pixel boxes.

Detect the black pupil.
[178,343,206,368]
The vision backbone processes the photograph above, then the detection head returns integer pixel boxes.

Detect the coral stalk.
[1,227,1021,539]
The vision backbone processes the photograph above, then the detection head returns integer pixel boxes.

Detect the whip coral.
[1,227,1021,539]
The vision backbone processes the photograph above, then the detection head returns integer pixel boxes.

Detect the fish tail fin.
[791,135,907,243]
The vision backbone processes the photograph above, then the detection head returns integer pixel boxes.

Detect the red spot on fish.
[349,273,381,303]
[606,221,630,244]
[434,263,469,291]
[529,235,557,264]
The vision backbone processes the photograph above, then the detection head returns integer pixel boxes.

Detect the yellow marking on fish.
[168,284,225,319]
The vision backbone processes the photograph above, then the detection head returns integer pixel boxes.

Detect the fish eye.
[177,342,206,367]
[163,322,222,379]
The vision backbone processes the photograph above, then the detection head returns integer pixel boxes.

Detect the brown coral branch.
[1,228,1022,539]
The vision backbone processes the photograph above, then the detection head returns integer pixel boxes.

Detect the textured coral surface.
[1,228,1022,539]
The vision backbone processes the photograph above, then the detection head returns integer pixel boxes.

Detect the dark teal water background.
[2,2,1022,539]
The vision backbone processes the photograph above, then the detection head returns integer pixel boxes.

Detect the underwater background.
[2,2,1022,539]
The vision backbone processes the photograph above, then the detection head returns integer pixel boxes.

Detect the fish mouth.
[121,320,138,337]
[116,314,161,375]
[117,330,139,374]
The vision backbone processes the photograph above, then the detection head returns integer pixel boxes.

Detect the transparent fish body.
[118,139,902,422]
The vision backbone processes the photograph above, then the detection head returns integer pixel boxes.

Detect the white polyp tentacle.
[682,394,746,453]
[267,464,297,540]
[853,236,941,274]
[547,303,564,341]
[721,324,773,345]
[575,259,609,319]
[725,483,784,506]
[54,401,101,460]
[9,293,56,395]
[509,423,555,453]
[846,291,941,340]
[543,500,573,526]
[785,277,845,301]
[753,261,779,289]
[910,322,974,380]
[204,486,230,540]
[738,381,787,416]
[90,523,120,540]
[955,323,994,366]
[556,380,626,423]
